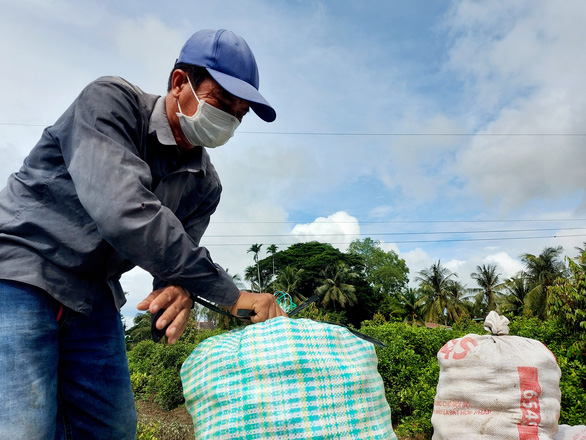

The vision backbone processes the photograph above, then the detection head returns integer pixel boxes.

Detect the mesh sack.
[181,317,397,440]
[432,312,561,440]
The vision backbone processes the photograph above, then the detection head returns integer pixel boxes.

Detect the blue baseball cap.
[177,29,276,122]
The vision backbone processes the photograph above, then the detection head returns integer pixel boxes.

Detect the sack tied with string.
[431,311,562,440]
[181,316,397,440]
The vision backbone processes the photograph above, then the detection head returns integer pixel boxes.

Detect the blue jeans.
[0,280,137,439]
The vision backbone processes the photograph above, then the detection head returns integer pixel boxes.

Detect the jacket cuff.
[201,266,241,306]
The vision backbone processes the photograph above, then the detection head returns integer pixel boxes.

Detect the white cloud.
[290,211,360,251]
[485,252,524,278]
[444,259,467,275]
[119,266,154,326]
[400,247,434,287]
[444,0,586,212]
[400,245,527,291]
[113,15,185,92]
[378,241,400,255]
[368,205,396,219]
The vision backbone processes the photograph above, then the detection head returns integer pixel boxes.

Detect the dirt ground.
[136,399,194,439]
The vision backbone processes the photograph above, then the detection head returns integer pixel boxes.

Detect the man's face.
[191,78,250,122]
[168,70,250,150]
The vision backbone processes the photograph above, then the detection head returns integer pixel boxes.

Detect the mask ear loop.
[176,76,201,115]
[186,76,200,103]
[176,98,185,115]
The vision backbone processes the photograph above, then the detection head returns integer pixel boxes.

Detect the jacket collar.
[149,96,209,176]
[149,96,175,146]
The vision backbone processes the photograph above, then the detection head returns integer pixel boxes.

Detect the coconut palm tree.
[415,261,460,326]
[247,243,263,292]
[574,243,586,270]
[316,261,358,310]
[224,268,244,290]
[244,266,261,293]
[470,264,504,315]
[266,244,279,277]
[273,266,306,305]
[500,274,531,316]
[446,279,473,319]
[393,288,425,326]
[521,246,567,319]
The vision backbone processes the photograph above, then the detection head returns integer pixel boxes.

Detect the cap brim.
[207,68,276,122]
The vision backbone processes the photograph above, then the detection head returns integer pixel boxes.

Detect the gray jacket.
[0,76,239,315]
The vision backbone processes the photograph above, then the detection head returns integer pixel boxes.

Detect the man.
[0,29,285,439]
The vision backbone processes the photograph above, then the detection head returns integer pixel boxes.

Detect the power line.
[203,227,586,239]
[0,122,47,127]
[200,233,586,247]
[210,219,586,224]
[239,131,586,137]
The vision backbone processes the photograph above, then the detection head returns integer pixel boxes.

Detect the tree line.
[234,239,586,353]
[126,238,586,356]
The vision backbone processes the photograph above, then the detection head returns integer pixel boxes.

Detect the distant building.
[195,321,216,330]
[425,322,452,330]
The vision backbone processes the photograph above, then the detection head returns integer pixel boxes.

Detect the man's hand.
[228,291,287,323]
[137,285,193,345]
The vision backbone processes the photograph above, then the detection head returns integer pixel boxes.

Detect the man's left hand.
[137,285,193,345]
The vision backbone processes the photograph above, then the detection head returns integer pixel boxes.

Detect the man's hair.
[167,63,212,92]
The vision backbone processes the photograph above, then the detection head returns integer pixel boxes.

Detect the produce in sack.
[432,311,561,440]
[553,424,586,440]
[181,316,397,440]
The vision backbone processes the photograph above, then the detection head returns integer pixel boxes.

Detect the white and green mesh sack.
[181,317,397,440]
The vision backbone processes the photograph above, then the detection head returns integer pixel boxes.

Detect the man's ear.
[170,69,188,98]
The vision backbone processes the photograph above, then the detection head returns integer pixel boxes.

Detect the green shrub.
[557,356,586,425]
[360,322,459,436]
[508,316,568,350]
[127,329,225,410]
[127,340,192,409]
[136,419,159,440]
[394,361,438,439]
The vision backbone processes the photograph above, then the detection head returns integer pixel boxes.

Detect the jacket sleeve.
[55,77,240,306]
[152,180,239,304]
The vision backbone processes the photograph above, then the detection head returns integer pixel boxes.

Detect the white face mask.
[176,77,240,148]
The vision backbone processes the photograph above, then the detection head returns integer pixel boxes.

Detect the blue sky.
[1,0,585,324]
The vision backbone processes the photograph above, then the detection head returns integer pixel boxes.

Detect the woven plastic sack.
[432,312,561,440]
[553,425,586,440]
[181,317,397,440]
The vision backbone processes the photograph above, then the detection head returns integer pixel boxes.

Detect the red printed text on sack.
[433,400,491,416]
[517,366,542,440]
[439,337,478,360]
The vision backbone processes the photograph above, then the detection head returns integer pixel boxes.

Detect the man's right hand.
[227,291,287,323]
